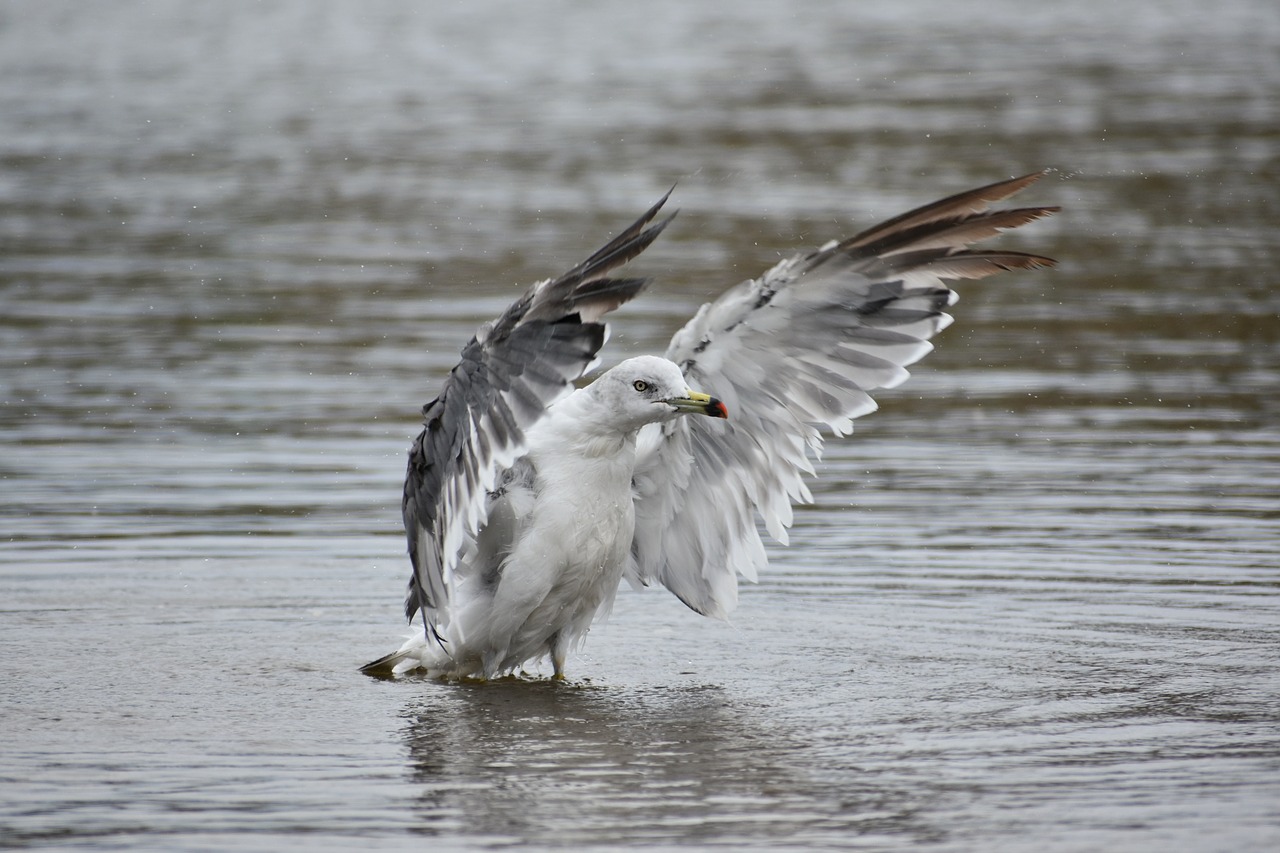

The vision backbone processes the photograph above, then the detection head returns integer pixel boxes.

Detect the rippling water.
[2,0,1278,849]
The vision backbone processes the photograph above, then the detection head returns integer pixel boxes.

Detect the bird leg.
[550,631,569,680]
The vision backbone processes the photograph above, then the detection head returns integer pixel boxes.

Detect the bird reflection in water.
[397,679,942,846]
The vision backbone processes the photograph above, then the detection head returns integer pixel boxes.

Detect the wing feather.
[629,172,1057,618]
[402,198,674,639]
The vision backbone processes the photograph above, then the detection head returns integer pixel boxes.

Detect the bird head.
[590,356,727,433]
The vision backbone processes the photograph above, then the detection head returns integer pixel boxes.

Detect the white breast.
[473,409,640,673]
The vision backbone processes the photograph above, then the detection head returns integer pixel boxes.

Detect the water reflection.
[400,679,938,846]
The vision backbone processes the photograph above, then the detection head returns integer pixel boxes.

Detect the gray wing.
[629,172,1058,618]
[403,195,673,640]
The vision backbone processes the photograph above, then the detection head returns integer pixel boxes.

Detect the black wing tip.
[568,189,677,276]
[533,194,678,323]
[569,200,677,284]
[1015,252,1058,269]
[359,651,408,679]
[835,172,1059,261]
[965,250,1059,271]
[571,275,651,303]
[652,183,677,214]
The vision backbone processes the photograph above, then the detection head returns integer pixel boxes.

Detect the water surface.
[2,1,1278,850]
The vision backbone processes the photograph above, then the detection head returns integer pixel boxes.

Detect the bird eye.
[633,380,649,392]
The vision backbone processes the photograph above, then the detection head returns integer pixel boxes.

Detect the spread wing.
[628,172,1058,618]
[403,195,674,640]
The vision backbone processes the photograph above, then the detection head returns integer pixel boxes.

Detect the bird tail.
[359,649,414,679]
[358,632,442,679]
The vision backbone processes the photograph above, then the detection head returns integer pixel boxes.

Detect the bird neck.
[534,389,640,462]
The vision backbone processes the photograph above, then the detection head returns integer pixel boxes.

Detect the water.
[2,0,1278,849]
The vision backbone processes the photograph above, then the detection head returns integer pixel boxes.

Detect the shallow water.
[2,0,1279,849]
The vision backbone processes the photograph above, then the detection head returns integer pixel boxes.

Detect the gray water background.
[2,0,1278,849]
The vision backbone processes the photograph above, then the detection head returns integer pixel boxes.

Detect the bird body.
[493,391,640,675]
[362,174,1058,680]
[371,356,724,678]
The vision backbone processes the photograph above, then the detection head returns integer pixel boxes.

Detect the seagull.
[361,172,1057,679]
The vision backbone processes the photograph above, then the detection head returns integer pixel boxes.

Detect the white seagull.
[362,172,1057,679]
